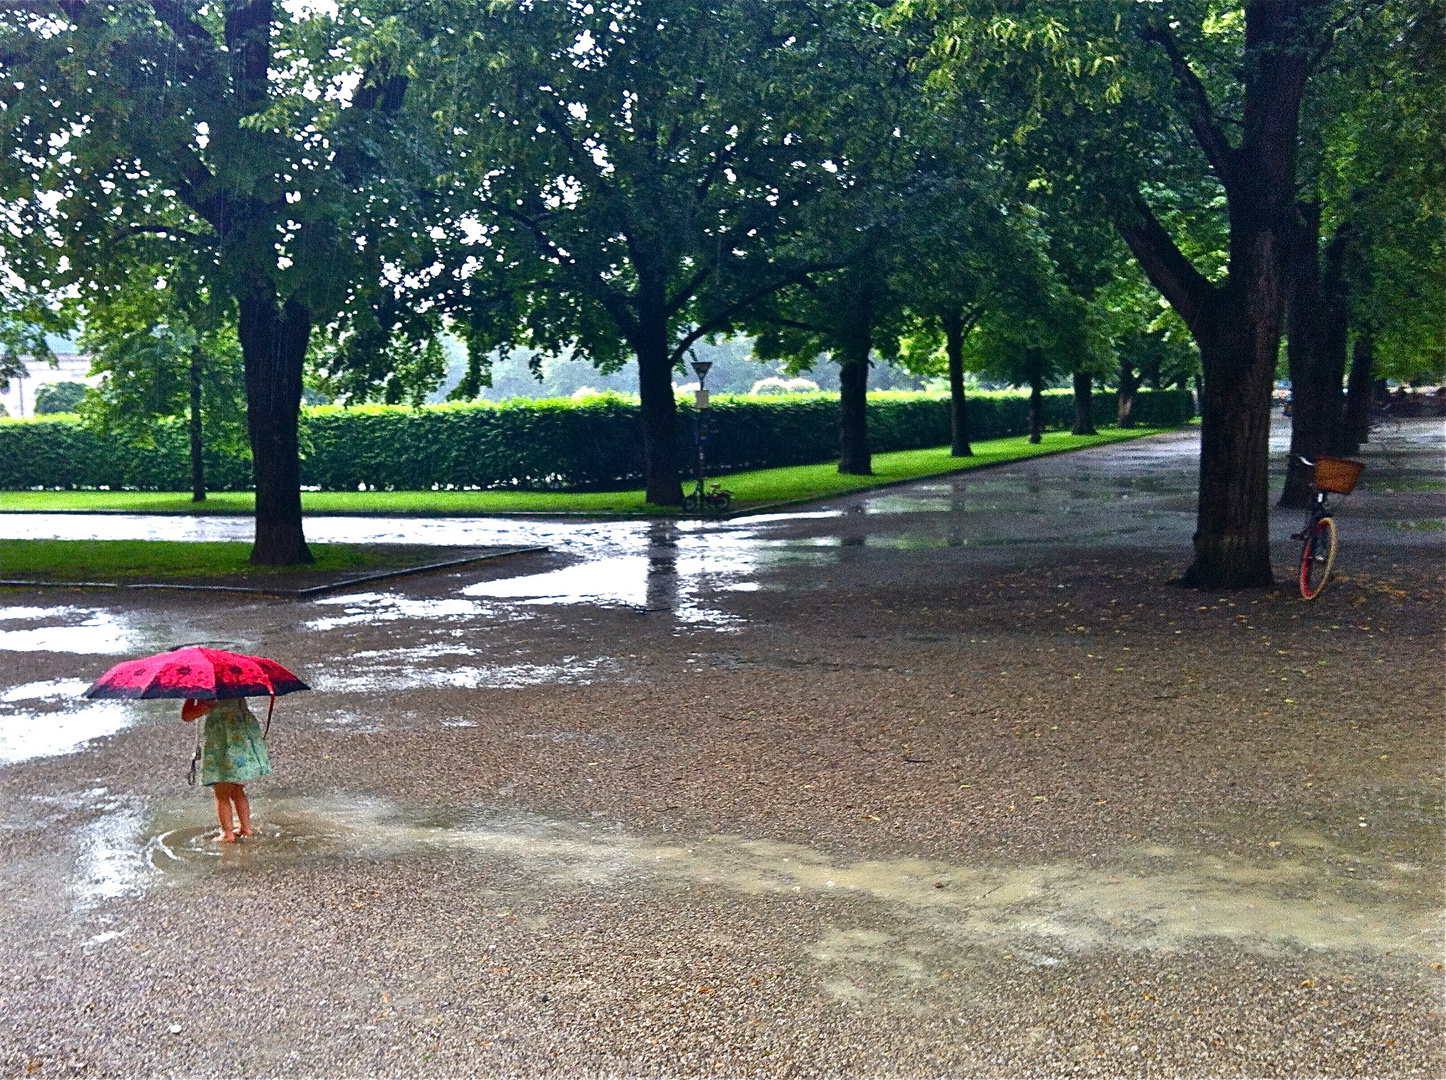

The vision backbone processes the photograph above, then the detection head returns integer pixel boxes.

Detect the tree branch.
[113,224,214,245]
[668,257,844,363]
[1141,23,1239,190]
[1113,194,1216,335]
[667,260,717,318]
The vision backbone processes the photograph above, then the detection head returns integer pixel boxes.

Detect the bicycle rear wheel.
[1299,517,1337,599]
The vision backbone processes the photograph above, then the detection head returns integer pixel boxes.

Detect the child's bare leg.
[233,785,253,837]
[212,783,237,842]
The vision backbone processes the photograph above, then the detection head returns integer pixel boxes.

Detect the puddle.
[0,604,141,654]
[303,592,503,631]
[0,680,168,765]
[460,552,744,627]
[74,791,148,909]
[463,555,669,608]
[75,794,1441,964]
[310,656,615,692]
[346,642,483,661]
[1,677,93,701]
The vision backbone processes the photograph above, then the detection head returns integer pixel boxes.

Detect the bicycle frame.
[1302,487,1332,531]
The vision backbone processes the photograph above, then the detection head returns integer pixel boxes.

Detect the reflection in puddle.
[304,593,501,632]
[81,794,1439,963]
[347,642,482,661]
[1,677,93,701]
[0,679,157,765]
[464,555,655,607]
[74,791,148,910]
[460,552,743,627]
[311,656,615,692]
[0,605,139,654]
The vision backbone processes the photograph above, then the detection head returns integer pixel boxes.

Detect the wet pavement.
[0,419,1443,1077]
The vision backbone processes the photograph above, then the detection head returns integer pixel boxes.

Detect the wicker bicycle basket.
[1313,456,1364,494]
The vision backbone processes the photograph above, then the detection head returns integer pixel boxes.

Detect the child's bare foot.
[213,831,237,843]
[237,827,253,839]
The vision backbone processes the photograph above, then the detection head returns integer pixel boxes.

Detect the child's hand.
[180,699,214,722]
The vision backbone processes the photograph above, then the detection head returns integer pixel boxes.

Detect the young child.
[181,697,272,842]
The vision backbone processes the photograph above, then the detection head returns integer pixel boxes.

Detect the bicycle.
[1291,454,1364,600]
[682,479,732,514]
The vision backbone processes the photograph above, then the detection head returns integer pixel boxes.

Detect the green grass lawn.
[0,426,1176,518]
[717,428,1171,507]
[0,540,447,581]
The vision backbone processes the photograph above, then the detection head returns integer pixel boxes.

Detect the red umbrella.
[83,647,309,703]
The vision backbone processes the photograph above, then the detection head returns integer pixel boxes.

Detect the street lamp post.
[690,358,713,497]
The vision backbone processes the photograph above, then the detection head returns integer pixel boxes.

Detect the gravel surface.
[0,420,1441,1077]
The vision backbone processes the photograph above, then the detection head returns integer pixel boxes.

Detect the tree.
[75,272,245,502]
[921,1,1356,587]
[33,381,88,414]
[970,279,1093,443]
[1281,2,1444,491]
[1097,267,1201,427]
[406,0,861,505]
[743,4,973,475]
[749,244,905,474]
[893,201,1062,453]
[0,275,66,395]
[1034,207,1130,437]
[1,2,438,562]
[892,194,1029,457]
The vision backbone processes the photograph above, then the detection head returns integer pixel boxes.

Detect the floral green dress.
[197,698,272,786]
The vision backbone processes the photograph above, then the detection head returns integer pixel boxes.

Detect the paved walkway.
[0,421,1442,1077]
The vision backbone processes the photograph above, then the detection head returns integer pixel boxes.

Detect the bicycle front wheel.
[1299,517,1337,599]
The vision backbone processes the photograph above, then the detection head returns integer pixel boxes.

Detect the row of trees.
[1,1,1439,583]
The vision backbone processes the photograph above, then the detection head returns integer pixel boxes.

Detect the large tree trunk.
[1114,1,1313,588]
[188,342,206,503]
[238,293,312,565]
[1342,330,1374,453]
[1280,205,1349,508]
[1116,357,1138,428]
[837,342,872,475]
[633,295,684,506]
[1071,369,1096,435]
[1115,220,1282,590]
[942,308,972,456]
[1183,306,1277,588]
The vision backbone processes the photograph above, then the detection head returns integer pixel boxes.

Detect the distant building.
[0,352,95,417]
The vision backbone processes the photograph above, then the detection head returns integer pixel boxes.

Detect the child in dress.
[181,697,272,842]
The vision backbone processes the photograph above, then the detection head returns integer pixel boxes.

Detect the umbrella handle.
[264,694,275,740]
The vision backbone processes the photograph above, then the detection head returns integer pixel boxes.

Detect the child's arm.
[180,699,214,722]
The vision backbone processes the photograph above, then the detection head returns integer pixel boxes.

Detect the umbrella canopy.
[83,647,309,701]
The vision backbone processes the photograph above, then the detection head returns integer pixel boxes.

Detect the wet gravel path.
[1,420,1442,1077]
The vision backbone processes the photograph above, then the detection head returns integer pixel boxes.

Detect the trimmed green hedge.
[0,388,1193,492]
[0,415,253,492]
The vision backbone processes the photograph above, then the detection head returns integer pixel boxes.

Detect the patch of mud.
[80,794,1440,965]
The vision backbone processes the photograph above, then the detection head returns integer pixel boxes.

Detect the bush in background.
[0,388,1193,492]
